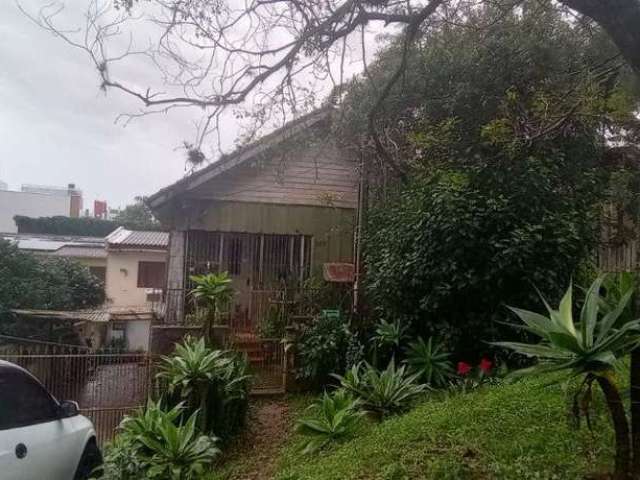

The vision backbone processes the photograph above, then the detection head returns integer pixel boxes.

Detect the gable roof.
[147,107,332,210]
[106,227,169,250]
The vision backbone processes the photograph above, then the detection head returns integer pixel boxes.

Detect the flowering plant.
[454,357,499,392]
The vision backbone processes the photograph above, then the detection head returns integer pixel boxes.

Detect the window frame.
[136,261,166,289]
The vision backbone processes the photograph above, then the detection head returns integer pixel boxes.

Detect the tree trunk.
[559,0,640,76]
[631,349,640,477]
[596,374,632,478]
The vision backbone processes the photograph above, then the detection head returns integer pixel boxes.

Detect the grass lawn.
[268,376,616,480]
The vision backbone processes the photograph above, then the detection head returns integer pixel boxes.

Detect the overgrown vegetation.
[355,4,639,360]
[294,310,362,388]
[158,337,251,442]
[95,400,220,480]
[0,239,105,343]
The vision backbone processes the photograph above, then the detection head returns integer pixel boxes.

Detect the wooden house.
[147,108,359,329]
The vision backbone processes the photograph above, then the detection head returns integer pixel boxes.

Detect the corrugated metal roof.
[3,233,104,252]
[11,309,110,323]
[52,245,107,258]
[106,227,169,249]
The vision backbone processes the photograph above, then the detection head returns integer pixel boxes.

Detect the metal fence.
[0,336,154,444]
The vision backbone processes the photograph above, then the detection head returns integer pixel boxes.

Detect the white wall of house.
[0,190,71,233]
[105,249,167,307]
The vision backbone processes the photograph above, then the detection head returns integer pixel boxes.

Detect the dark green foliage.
[112,196,160,230]
[365,165,599,358]
[404,337,454,388]
[158,337,251,442]
[0,239,105,342]
[14,215,120,236]
[295,312,363,388]
[296,389,364,454]
[334,360,428,420]
[344,4,639,360]
[371,318,410,367]
[14,208,162,237]
[96,400,220,480]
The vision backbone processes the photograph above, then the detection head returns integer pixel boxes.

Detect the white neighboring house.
[3,228,169,352]
[0,183,83,233]
[103,227,169,351]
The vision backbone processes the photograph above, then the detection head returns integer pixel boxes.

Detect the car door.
[0,368,80,480]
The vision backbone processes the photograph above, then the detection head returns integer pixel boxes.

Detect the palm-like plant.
[296,389,364,454]
[123,401,219,480]
[495,277,640,477]
[372,319,409,366]
[334,360,428,419]
[157,337,243,432]
[97,400,220,480]
[189,272,234,344]
[404,336,454,387]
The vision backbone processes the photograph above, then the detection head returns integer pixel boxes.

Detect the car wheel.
[74,440,103,480]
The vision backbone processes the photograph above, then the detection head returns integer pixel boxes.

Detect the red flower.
[457,361,472,376]
[479,357,493,374]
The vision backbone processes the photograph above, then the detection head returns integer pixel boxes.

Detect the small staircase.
[232,332,286,395]
[233,333,265,365]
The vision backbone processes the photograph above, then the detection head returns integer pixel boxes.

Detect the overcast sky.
[0,1,376,211]
[0,1,204,210]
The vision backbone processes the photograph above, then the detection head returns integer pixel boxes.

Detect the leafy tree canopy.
[0,239,105,343]
[112,196,160,230]
[358,4,640,359]
[15,197,162,237]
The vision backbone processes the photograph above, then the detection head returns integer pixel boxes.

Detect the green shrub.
[372,319,409,365]
[295,312,362,388]
[95,400,220,480]
[334,360,428,419]
[296,389,364,454]
[404,337,454,388]
[157,337,251,441]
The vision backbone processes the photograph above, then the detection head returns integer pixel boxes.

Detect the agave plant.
[404,336,454,387]
[157,336,242,432]
[494,276,640,478]
[97,400,220,480]
[189,271,234,344]
[296,389,364,454]
[334,360,428,419]
[372,319,409,366]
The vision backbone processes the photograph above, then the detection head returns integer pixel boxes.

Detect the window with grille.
[137,261,166,288]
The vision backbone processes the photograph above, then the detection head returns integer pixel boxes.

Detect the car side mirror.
[58,400,80,418]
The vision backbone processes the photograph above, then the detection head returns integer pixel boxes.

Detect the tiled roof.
[106,227,169,249]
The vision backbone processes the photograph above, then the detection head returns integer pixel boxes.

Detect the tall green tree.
[354,5,639,358]
[112,196,160,230]
[0,239,105,343]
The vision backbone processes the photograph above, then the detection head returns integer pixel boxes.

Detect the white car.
[0,360,102,480]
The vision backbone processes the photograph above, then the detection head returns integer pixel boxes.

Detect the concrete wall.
[0,190,71,233]
[105,249,167,307]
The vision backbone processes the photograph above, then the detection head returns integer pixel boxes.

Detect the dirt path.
[221,398,295,480]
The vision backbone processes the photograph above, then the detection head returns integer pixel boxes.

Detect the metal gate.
[0,336,154,444]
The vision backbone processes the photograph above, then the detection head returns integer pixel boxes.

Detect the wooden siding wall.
[185,201,355,269]
[189,142,358,209]
[598,204,639,272]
